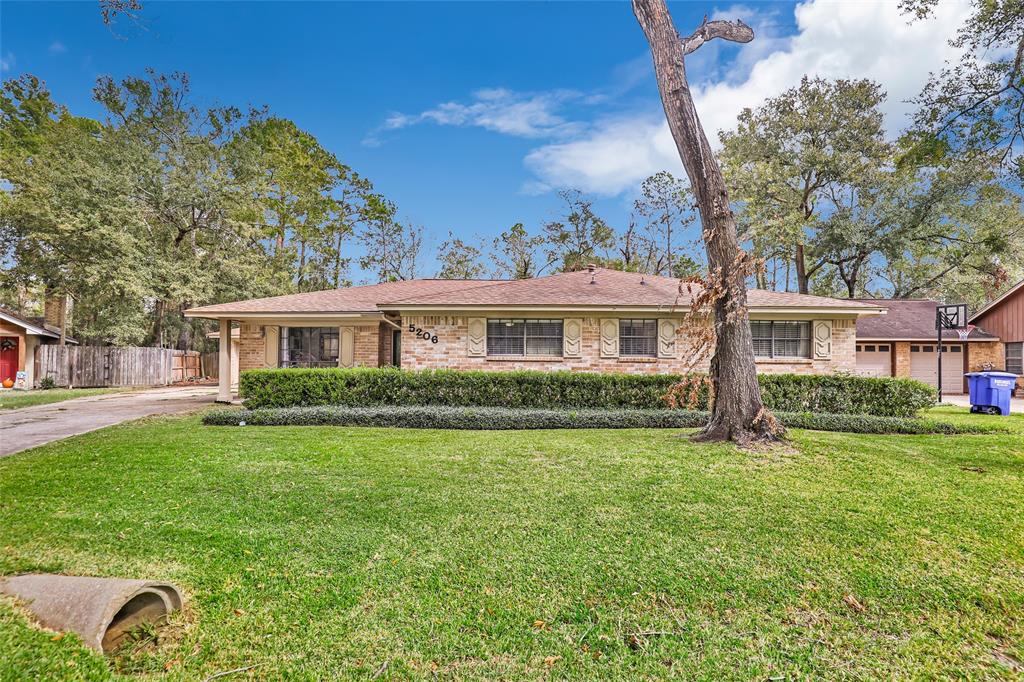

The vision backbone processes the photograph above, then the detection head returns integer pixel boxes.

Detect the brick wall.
[239,324,384,371]
[967,341,1004,372]
[238,324,266,372]
[353,326,380,367]
[378,322,395,367]
[400,315,857,376]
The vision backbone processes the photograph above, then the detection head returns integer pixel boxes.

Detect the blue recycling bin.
[965,371,1017,416]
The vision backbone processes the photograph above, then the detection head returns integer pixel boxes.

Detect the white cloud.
[1,52,14,72]
[526,0,973,195]
[366,87,584,145]
[48,41,67,55]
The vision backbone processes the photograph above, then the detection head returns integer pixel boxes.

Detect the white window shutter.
[563,318,583,357]
[658,319,678,358]
[600,319,619,358]
[813,320,833,359]
[263,325,280,368]
[340,327,355,367]
[468,318,486,357]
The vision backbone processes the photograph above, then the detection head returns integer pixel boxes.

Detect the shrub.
[203,406,1001,435]
[39,377,56,390]
[239,367,935,417]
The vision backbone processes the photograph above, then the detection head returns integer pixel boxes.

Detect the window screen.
[487,319,563,357]
[279,327,339,367]
[1007,342,1023,376]
[750,321,811,358]
[619,319,658,357]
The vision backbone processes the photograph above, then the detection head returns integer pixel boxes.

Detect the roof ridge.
[388,277,521,304]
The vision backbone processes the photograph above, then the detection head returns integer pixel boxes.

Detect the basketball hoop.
[955,324,976,342]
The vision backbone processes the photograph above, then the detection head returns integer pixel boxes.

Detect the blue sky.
[2,1,969,282]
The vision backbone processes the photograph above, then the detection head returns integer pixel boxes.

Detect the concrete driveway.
[0,386,216,457]
[941,394,1024,414]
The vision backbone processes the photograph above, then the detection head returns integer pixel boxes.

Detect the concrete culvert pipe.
[0,574,184,653]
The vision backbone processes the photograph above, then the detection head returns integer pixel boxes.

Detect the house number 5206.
[408,324,438,344]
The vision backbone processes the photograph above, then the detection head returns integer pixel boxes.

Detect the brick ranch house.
[186,267,885,402]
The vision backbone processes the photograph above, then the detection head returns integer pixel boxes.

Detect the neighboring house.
[969,278,1024,390]
[853,299,1002,394]
[185,266,884,402]
[0,304,77,388]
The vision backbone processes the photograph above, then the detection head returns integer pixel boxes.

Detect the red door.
[0,337,19,384]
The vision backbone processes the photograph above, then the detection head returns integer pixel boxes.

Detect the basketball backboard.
[936,303,968,330]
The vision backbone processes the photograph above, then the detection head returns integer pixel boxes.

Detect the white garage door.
[909,344,965,393]
[856,343,892,377]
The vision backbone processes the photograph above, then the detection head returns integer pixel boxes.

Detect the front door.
[0,337,19,384]
[391,329,401,367]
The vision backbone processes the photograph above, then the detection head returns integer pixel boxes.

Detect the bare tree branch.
[681,16,754,55]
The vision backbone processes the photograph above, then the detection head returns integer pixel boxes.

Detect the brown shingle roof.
[854,299,998,341]
[185,269,882,316]
[186,279,504,315]
[386,269,882,310]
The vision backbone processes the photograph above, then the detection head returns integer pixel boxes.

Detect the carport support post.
[937,321,943,403]
[217,318,232,403]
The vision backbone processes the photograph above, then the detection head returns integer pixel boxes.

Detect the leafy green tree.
[543,189,616,272]
[903,0,1024,182]
[812,147,1022,301]
[634,171,695,276]
[720,77,890,294]
[230,117,367,292]
[491,222,545,279]
[358,196,421,281]
[93,71,277,347]
[1,75,150,344]
[436,233,486,279]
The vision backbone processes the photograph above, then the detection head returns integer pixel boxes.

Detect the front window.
[750,321,811,359]
[279,327,339,367]
[1007,342,1023,375]
[487,319,563,357]
[619,319,658,357]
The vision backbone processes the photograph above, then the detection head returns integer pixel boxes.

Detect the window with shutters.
[619,319,657,357]
[486,319,563,357]
[750,321,811,358]
[279,327,339,367]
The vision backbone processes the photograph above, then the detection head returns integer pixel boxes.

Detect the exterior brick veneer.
[238,324,266,372]
[967,341,1004,373]
[238,322,384,372]
[235,316,858,376]
[399,315,857,375]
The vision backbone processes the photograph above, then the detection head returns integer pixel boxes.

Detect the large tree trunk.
[633,0,779,444]
[795,243,809,294]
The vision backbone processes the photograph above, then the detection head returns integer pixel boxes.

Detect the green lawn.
[0,388,126,410]
[0,411,1022,680]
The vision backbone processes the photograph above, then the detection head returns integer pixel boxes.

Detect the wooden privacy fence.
[35,346,207,388]
[200,352,219,380]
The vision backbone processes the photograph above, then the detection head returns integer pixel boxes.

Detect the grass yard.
[0,410,1022,680]
[0,387,126,411]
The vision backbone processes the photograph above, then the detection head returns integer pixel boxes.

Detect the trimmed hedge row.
[239,367,935,418]
[203,406,1001,435]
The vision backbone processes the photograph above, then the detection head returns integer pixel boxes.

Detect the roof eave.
[184,309,384,321]
[0,310,61,338]
[969,278,1024,322]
